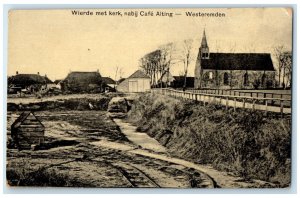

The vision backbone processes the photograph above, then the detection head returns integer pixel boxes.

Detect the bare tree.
[180,39,194,90]
[273,45,285,88]
[280,51,292,88]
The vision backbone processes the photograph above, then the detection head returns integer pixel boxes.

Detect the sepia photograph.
[5,7,293,189]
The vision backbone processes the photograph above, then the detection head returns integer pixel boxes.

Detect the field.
[7,110,218,188]
[6,107,278,188]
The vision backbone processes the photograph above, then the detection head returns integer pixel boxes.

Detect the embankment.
[128,93,291,187]
[7,94,114,111]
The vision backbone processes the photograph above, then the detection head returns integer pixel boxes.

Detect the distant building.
[102,77,116,88]
[194,30,276,89]
[61,71,104,93]
[172,76,195,89]
[8,72,50,94]
[116,70,151,93]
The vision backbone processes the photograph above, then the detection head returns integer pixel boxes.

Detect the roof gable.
[63,72,102,84]
[11,111,44,129]
[102,77,116,84]
[128,70,150,78]
[201,53,275,71]
[8,74,47,86]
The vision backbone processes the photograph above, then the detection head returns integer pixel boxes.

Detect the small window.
[261,73,266,86]
[224,72,229,85]
[209,72,213,79]
[243,73,249,86]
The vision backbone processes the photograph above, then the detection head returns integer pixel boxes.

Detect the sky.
[7,8,292,81]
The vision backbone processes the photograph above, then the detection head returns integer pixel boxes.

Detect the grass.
[7,161,88,187]
[128,93,291,187]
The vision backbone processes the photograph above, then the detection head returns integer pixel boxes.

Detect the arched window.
[209,71,213,79]
[243,72,249,86]
[261,73,266,86]
[223,72,229,85]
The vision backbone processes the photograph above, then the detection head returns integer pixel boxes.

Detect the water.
[113,119,166,153]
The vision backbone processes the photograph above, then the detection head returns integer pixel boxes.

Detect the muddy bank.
[127,93,291,187]
[7,96,112,111]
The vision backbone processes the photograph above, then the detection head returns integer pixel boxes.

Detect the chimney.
[45,74,47,77]
[16,71,18,75]
[37,72,40,75]
[97,69,99,73]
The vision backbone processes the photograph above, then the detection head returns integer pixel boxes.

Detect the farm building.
[172,76,195,89]
[8,72,51,94]
[194,30,276,89]
[11,111,45,150]
[157,72,194,89]
[102,77,116,88]
[102,77,116,92]
[60,71,104,93]
[116,70,151,93]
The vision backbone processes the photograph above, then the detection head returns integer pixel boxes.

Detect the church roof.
[201,53,275,71]
[201,29,208,48]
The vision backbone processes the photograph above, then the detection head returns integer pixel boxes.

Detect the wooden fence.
[187,89,291,101]
[152,88,292,115]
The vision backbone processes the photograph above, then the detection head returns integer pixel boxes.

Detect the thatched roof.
[63,71,102,85]
[8,74,48,87]
[102,77,116,85]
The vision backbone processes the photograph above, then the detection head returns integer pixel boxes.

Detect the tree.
[180,39,194,90]
[280,51,292,88]
[273,45,285,88]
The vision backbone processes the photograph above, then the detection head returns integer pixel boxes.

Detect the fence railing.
[152,88,292,115]
[187,88,292,100]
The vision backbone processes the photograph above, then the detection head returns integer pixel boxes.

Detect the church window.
[224,72,229,85]
[209,72,213,79]
[243,72,249,86]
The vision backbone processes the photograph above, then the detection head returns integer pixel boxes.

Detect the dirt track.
[6,110,275,188]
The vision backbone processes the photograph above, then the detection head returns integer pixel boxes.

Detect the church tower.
[194,29,209,89]
[200,29,209,59]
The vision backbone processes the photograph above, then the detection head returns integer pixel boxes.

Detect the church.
[194,30,276,89]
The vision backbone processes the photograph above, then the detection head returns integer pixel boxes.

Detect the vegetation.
[128,93,291,187]
[7,162,88,187]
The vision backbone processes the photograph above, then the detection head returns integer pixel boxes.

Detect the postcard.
[6,8,292,188]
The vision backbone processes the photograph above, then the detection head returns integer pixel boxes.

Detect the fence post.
[243,98,245,108]
[195,94,198,102]
[265,99,268,113]
[234,97,237,111]
[226,96,229,110]
[280,100,284,118]
[252,99,256,110]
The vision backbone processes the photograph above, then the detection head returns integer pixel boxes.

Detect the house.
[157,71,175,87]
[172,76,195,89]
[102,77,116,88]
[194,30,276,89]
[40,75,56,92]
[116,70,151,93]
[60,71,104,93]
[8,72,48,94]
[11,111,45,150]
[102,77,116,92]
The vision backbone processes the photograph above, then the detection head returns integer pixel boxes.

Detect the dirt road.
[6,111,274,188]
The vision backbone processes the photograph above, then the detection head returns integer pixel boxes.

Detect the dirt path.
[7,110,275,188]
[114,118,166,153]
[99,118,276,188]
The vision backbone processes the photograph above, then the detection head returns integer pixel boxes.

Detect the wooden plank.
[18,128,44,132]
[19,125,44,128]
